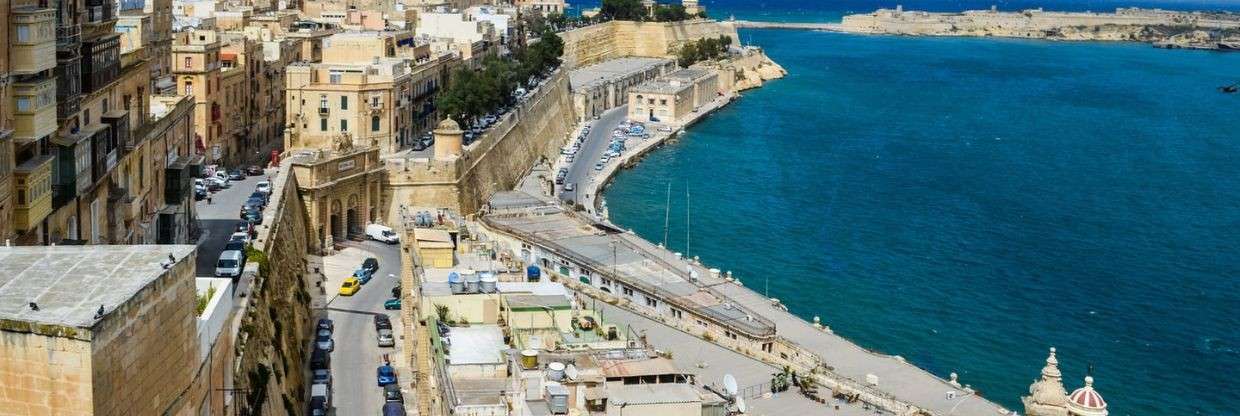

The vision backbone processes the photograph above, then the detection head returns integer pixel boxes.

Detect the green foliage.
[677,35,734,67]
[436,28,563,126]
[653,4,689,22]
[196,283,217,316]
[600,0,646,21]
[435,304,450,322]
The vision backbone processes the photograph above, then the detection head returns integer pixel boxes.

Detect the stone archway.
[346,194,361,240]
[330,199,344,242]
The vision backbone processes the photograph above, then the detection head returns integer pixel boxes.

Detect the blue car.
[377,365,397,386]
[354,267,374,284]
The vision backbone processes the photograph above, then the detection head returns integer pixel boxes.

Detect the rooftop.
[0,245,197,329]
[607,383,702,406]
[569,57,673,90]
[505,294,571,311]
[446,325,506,365]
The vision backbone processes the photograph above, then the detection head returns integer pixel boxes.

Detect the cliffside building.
[569,57,675,121]
[627,67,719,124]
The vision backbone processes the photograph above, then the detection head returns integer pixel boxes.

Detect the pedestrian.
[207,195,213,205]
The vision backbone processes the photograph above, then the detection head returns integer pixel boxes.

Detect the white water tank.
[479,273,497,293]
[547,362,566,381]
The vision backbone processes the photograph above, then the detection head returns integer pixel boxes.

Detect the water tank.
[448,272,464,294]
[479,273,497,293]
[520,349,539,370]
[547,362,566,381]
[546,383,569,415]
[462,270,479,293]
[526,265,541,282]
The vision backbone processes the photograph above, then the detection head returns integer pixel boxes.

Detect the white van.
[366,224,399,244]
[311,383,331,408]
[215,250,245,277]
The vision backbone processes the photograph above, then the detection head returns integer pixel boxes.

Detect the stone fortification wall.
[386,69,576,216]
[232,163,317,416]
[701,47,788,93]
[839,8,1240,40]
[560,19,741,68]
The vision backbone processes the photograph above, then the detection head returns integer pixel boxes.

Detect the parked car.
[235,221,254,235]
[316,318,334,333]
[593,163,604,171]
[310,383,330,408]
[310,348,330,370]
[315,329,334,352]
[250,191,269,204]
[362,257,379,274]
[374,314,392,331]
[215,250,245,278]
[255,181,272,195]
[382,402,405,416]
[366,224,399,244]
[312,368,332,387]
[384,298,401,310]
[339,277,360,296]
[228,170,246,180]
[376,365,397,386]
[391,284,401,298]
[377,328,395,347]
[223,240,246,252]
[194,188,208,201]
[353,267,374,284]
[245,165,264,175]
[308,397,328,416]
[564,183,575,192]
[229,232,249,245]
[242,207,262,224]
[383,383,403,402]
[206,177,227,190]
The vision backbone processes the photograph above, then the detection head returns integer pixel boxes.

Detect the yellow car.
[339,277,361,296]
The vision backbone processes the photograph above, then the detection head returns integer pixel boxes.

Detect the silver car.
[377,328,394,347]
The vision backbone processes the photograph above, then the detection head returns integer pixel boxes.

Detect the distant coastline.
[834,7,1240,50]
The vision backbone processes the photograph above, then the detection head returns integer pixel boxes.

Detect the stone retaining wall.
[559,19,741,68]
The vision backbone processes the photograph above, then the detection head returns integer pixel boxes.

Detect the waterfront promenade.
[731,20,844,31]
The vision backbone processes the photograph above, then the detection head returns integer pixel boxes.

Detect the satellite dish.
[735,397,747,414]
[565,364,579,380]
[723,374,738,398]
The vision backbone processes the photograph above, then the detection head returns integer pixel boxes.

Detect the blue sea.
[595,1,1240,415]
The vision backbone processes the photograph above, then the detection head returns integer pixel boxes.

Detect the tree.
[600,0,646,21]
[654,4,688,22]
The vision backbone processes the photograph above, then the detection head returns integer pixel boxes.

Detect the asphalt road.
[324,241,404,414]
[558,105,629,204]
[194,170,272,281]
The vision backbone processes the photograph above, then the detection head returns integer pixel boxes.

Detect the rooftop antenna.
[735,396,747,414]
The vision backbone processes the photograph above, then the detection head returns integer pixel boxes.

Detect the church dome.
[1027,347,1068,406]
[1067,377,1108,416]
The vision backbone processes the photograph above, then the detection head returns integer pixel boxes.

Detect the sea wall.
[386,69,576,216]
[232,162,317,416]
[560,19,741,68]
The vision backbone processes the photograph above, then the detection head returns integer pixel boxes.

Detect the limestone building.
[289,144,385,247]
[569,57,675,121]
[1023,348,1109,416]
[0,245,203,415]
[627,67,719,124]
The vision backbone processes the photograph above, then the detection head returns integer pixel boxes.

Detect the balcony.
[164,158,192,205]
[80,34,120,95]
[12,79,58,143]
[318,106,330,116]
[83,122,114,184]
[56,55,82,120]
[52,130,93,208]
[9,8,57,75]
[102,110,130,158]
[14,155,55,232]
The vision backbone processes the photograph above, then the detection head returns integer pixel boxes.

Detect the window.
[761,342,773,353]
[329,72,341,84]
[696,319,707,327]
[339,119,347,131]
[671,308,683,319]
[371,95,380,107]
[371,116,380,131]
[725,331,738,340]
[340,96,348,110]
[102,98,108,112]
[645,297,657,308]
[601,278,612,286]
[319,96,328,109]
[184,57,191,68]
[647,98,655,105]
[660,99,668,105]
[16,26,30,42]
[622,286,633,297]
[320,118,327,131]
[184,81,193,96]
[15,97,31,112]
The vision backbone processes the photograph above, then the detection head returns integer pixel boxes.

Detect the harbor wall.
[385,68,576,216]
[839,8,1240,43]
[559,19,741,68]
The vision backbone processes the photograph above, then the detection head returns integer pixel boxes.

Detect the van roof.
[219,250,244,260]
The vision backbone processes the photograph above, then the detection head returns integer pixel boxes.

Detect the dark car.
[383,384,403,403]
[382,402,405,416]
[245,165,264,175]
[195,188,207,201]
[312,368,331,386]
[317,318,334,333]
[224,240,246,252]
[244,198,266,211]
[310,348,330,370]
[309,397,328,416]
[391,284,401,298]
[235,221,253,234]
[362,257,379,274]
[249,191,269,204]
[374,314,392,331]
[242,208,262,224]
[228,169,246,180]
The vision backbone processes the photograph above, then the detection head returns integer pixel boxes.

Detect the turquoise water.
[604,30,1240,415]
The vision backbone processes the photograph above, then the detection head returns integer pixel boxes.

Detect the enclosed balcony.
[80,34,120,95]
[9,7,57,75]
[52,130,93,209]
[102,110,130,159]
[12,78,58,144]
[14,155,55,232]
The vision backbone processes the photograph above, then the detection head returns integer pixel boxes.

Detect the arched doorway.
[329,199,344,242]
[346,194,361,240]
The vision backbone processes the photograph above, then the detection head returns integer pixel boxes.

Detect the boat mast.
[685,182,691,257]
[663,182,671,247]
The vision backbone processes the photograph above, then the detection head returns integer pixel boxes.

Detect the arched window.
[184,80,194,96]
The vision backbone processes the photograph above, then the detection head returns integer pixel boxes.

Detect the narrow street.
[558,105,629,205]
[194,170,270,283]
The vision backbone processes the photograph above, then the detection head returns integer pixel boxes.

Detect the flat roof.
[505,294,571,311]
[569,57,673,90]
[446,325,505,365]
[0,245,198,329]
[608,383,701,406]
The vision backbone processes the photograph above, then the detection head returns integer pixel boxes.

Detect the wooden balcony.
[14,155,55,231]
[12,78,58,143]
[9,7,57,75]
